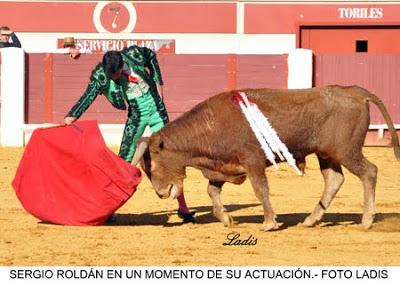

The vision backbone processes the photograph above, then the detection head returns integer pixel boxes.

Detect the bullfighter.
[64,45,195,222]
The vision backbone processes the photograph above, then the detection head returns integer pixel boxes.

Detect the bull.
[133,85,400,231]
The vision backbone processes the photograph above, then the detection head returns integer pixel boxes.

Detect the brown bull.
[133,85,400,231]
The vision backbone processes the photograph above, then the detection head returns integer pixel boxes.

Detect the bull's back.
[207,86,370,155]
[163,86,370,159]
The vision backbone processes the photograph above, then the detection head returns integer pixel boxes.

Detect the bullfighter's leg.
[303,156,344,227]
[246,168,277,231]
[340,154,378,229]
[119,110,146,163]
[207,181,233,227]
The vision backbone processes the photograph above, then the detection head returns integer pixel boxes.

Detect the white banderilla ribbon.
[237,91,302,176]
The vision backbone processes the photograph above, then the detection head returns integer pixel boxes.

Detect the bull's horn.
[132,139,149,165]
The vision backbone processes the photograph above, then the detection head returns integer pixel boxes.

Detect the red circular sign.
[99,2,130,33]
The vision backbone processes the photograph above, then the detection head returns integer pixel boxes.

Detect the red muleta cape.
[12,120,142,226]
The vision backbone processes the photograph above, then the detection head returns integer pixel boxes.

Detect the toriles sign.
[337,7,384,19]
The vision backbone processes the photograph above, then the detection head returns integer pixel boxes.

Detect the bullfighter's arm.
[65,64,106,120]
[140,47,164,98]
[141,47,164,86]
[9,32,21,48]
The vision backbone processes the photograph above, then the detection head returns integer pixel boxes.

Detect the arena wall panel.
[314,54,400,125]
[236,55,287,90]
[25,53,289,124]
[24,54,45,123]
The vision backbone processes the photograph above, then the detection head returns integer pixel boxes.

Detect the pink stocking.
[177,192,190,213]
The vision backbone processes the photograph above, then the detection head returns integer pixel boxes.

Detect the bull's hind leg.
[340,155,378,229]
[303,156,344,227]
[207,181,234,227]
[246,169,277,231]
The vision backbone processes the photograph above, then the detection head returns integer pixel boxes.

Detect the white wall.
[287,49,313,89]
[0,48,25,147]
[18,32,296,55]
[175,34,296,54]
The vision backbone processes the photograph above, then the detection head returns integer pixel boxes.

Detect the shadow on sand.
[111,204,400,232]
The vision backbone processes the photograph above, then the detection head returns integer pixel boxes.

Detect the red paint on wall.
[134,3,236,33]
[25,54,45,123]
[245,4,400,34]
[0,1,236,33]
[227,54,237,91]
[159,54,230,120]
[236,55,288,89]
[0,2,96,32]
[44,54,53,123]
[3,2,400,35]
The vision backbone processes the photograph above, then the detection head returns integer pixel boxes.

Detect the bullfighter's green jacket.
[67,45,166,119]
[66,45,169,162]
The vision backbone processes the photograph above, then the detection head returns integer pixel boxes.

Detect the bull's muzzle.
[155,184,180,199]
[156,185,172,199]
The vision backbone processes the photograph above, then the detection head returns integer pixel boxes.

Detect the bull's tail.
[364,91,400,160]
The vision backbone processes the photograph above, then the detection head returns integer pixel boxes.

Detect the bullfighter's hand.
[64,116,77,125]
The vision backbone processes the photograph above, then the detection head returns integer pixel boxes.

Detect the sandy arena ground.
[0,147,399,266]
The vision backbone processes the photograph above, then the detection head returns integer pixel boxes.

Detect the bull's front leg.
[207,181,234,227]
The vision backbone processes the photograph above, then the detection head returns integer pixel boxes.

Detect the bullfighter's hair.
[102,51,123,77]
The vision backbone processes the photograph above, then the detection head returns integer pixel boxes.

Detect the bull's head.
[132,133,186,200]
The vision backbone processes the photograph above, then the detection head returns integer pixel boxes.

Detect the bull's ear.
[151,133,164,153]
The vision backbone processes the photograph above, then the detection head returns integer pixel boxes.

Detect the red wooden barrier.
[314,54,400,125]
[25,53,288,123]
[25,54,46,123]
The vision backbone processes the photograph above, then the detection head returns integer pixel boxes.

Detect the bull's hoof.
[302,215,318,227]
[361,215,374,229]
[222,213,234,227]
[261,220,278,231]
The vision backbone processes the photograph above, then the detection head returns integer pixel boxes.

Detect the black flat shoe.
[177,209,196,223]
